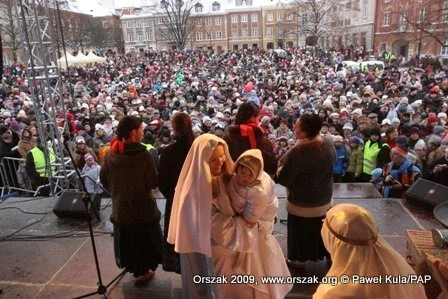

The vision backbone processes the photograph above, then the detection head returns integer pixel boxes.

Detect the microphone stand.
[62,141,125,299]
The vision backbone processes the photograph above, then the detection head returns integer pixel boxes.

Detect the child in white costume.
[229,149,278,228]
[227,148,293,299]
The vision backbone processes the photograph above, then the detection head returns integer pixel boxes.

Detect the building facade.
[374,0,448,61]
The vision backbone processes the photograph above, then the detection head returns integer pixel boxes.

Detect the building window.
[215,17,221,25]
[103,21,108,28]
[126,21,132,28]
[196,32,202,41]
[241,29,247,37]
[196,19,202,26]
[302,13,308,26]
[232,30,238,37]
[137,33,143,43]
[231,15,238,23]
[127,33,134,41]
[277,13,283,21]
[241,15,248,22]
[444,4,448,22]
[145,32,151,41]
[267,13,273,22]
[362,0,368,18]
[383,12,390,26]
[252,28,257,36]
[216,31,222,39]
[418,8,427,22]
[158,17,164,24]
[212,2,220,11]
[195,4,203,12]
[206,17,211,26]
[287,13,293,21]
[136,20,142,28]
[267,27,273,36]
[206,32,212,40]
[442,41,448,56]
[252,14,258,22]
[145,19,151,27]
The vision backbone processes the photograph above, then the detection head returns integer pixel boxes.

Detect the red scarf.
[110,138,125,154]
[240,121,263,149]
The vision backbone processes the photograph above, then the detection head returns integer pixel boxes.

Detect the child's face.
[235,165,256,186]
[86,159,95,167]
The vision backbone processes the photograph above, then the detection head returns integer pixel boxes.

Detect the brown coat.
[100,142,160,225]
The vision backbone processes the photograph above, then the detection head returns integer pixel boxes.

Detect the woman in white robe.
[313,203,427,299]
[168,134,291,299]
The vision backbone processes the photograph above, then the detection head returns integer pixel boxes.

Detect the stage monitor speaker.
[53,190,101,219]
[405,178,448,206]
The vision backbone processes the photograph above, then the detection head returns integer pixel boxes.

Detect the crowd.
[0,47,445,297]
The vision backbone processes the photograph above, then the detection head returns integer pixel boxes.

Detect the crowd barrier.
[0,156,80,198]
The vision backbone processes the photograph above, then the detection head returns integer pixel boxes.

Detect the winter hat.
[352,108,363,116]
[84,153,94,163]
[391,146,408,158]
[261,116,271,124]
[414,139,426,150]
[343,122,354,131]
[349,136,364,145]
[371,168,383,180]
[438,112,447,120]
[395,135,409,148]
[433,125,445,135]
[75,136,86,144]
[381,119,391,126]
[391,118,401,125]
[428,135,442,146]
[427,113,439,124]
[236,155,262,179]
[333,135,344,143]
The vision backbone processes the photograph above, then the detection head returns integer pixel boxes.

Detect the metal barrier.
[0,156,79,197]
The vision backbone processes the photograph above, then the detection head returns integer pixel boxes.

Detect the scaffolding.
[15,0,76,196]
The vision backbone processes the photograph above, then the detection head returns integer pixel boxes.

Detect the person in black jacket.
[158,112,195,274]
[423,147,448,186]
[223,102,277,178]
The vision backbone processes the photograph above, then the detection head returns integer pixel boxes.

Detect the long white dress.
[212,149,293,299]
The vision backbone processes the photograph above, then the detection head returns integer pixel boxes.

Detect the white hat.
[381,119,391,126]
[438,112,447,119]
[414,139,426,150]
[333,135,344,143]
[343,122,354,131]
[391,118,400,124]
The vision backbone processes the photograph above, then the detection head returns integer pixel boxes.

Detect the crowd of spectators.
[0,47,447,194]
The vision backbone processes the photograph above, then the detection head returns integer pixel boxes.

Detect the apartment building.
[374,0,448,60]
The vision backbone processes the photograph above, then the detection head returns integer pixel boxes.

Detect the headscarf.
[167,134,234,257]
[313,204,427,299]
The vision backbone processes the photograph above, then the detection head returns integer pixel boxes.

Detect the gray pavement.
[0,183,441,298]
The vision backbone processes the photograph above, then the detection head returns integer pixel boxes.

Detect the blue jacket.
[333,145,349,175]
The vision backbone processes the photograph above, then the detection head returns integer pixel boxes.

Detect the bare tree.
[90,20,123,54]
[65,23,91,54]
[294,0,340,46]
[0,0,21,63]
[152,0,201,50]
[393,0,448,55]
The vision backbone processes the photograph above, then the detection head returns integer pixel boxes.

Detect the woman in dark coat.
[277,113,336,268]
[100,116,162,286]
[158,112,195,274]
[223,102,277,177]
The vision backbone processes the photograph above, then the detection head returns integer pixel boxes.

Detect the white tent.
[57,52,77,69]
[86,52,107,63]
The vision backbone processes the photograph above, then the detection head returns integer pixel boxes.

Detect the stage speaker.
[405,178,448,206]
[53,190,101,219]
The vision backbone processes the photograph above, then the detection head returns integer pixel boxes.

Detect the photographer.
[423,147,448,186]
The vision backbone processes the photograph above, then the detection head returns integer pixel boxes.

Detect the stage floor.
[0,183,443,298]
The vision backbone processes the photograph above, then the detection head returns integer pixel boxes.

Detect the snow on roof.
[58,0,117,17]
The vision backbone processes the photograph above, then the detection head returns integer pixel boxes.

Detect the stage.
[0,183,443,298]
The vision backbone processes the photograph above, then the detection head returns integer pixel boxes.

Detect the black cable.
[0,206,51,215]
[0,210,48,241]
